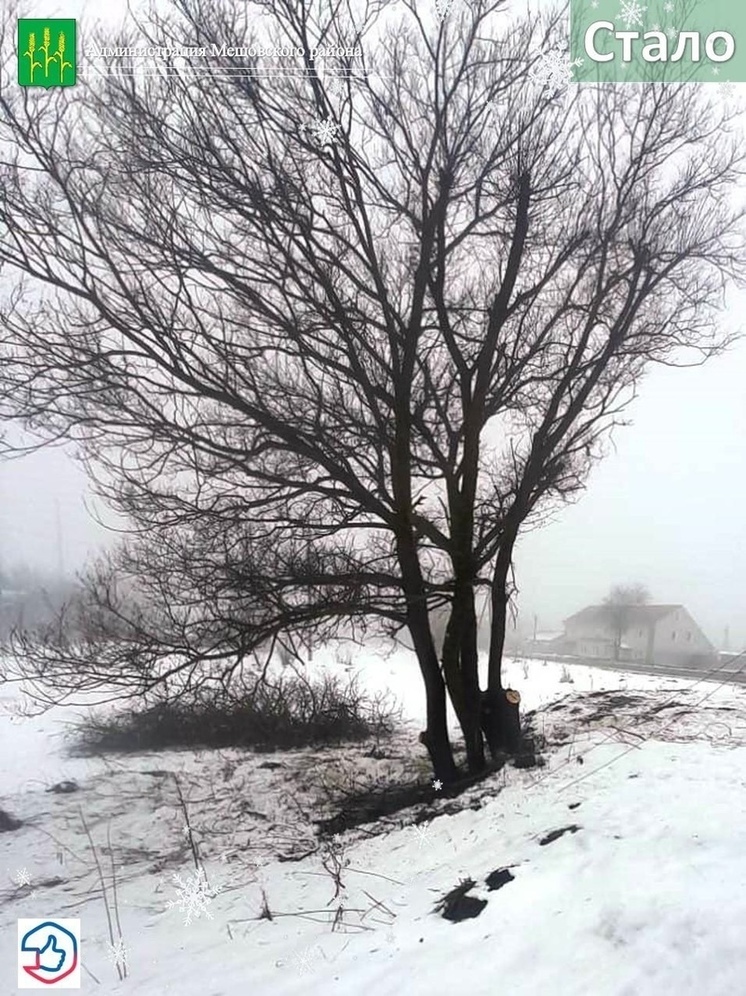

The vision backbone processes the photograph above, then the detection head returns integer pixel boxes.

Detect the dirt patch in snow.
[0,807,23,832]
[435,878,488,922]
[539,824,581,846]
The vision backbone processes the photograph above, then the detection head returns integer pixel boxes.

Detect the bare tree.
[603,583,651,661]
[0,0,743,780]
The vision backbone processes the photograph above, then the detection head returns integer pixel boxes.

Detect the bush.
[70,671,400,754]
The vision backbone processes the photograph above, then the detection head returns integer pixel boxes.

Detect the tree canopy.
[0,0,743,778]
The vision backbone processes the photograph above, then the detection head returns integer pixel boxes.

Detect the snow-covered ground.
[3,649,746,994]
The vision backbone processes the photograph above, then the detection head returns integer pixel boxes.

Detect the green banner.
[570,0,744,83]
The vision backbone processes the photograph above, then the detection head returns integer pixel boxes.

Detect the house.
[524,631,569,657]
[561,604,717,668]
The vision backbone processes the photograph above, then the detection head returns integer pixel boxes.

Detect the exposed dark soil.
[435,878,488,922]
[0,808,22,832]
[485,867,515,891]
[539,824,581,846]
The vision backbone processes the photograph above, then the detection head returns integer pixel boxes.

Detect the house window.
[672,631,677,641]
[638,629,643,637]
[686,631,692,641]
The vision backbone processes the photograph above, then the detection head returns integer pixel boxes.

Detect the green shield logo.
[18,19,77,88]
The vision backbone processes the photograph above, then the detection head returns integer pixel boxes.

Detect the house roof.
[564,604,683,627]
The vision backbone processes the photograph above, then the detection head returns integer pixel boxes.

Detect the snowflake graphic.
[307,117,339,145]
[181,823,193,838]
[616,0,647,29]
[529,50,583,100]
[107,938,128,973]
[166,868,219,925]
[293,945,322,975]
[666,26,678,41]
[316,63,345,96]
[432,778,443,791]
[411,820,433,849]
[663,0,674,11]
[434,0,463,19]
[12,868,32,888]
[720,80,736,97]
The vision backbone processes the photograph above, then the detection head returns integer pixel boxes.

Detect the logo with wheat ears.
[18,19,76,88]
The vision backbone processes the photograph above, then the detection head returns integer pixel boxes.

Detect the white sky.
[1,0,745,649]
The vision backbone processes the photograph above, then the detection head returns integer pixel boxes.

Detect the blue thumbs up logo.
[18,919,81,988]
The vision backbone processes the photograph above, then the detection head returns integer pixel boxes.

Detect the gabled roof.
[564,604,683,627]
[531,631,565,643]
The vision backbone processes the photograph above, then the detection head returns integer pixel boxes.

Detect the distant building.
[524,631,567,657]
[559,603,716,668]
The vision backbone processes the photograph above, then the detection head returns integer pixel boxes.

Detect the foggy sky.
[3,328,744,649]
[1,0,745,651]
[514,327,746,649]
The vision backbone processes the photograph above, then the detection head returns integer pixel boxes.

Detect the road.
[531,654,746,688]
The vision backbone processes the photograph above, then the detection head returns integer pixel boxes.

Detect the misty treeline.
[0,562,77,641]
[0,0,743,780]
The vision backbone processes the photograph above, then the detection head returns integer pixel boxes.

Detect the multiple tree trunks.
[421,685,523,779]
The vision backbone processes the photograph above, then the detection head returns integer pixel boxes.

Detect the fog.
[513,330,746,649]
[1,0,744,653]
[0,444,109,578]
[2,325,745,649]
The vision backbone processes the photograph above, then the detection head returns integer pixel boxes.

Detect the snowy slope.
[2,652,746,995]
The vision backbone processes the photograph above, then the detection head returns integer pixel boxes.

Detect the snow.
[3,649,746,993]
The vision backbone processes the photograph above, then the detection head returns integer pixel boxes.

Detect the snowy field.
[3,648,746,994]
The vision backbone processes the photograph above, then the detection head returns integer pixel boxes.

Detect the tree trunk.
[397,533,459,782]
[410,644,459,784]
[487,557,509,693]
[441,609,467,729]
[411,610,460,782]
[420,684,460,783]
[459,587,485,773]
[480,687,522,756]
[441,583,486,774]
[484,544,522,756]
